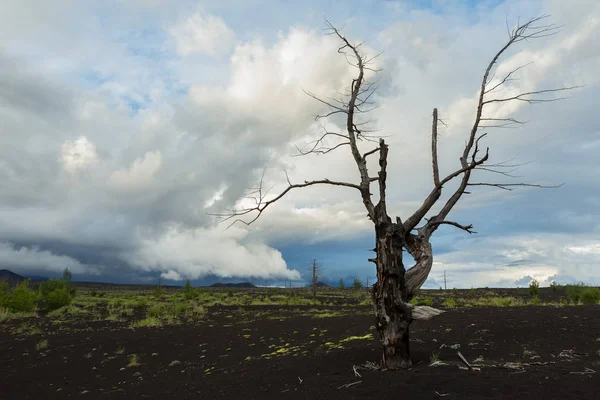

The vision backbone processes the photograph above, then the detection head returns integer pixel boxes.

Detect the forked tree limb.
[209,175,362,228]
[402,15,575,238]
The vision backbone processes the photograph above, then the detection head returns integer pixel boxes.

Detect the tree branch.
[432,108,440,187]
[209,173,362,228]
[375,138,389,214]
[324,19,377,220]
[423,220,476,234]
[467,182,564,191]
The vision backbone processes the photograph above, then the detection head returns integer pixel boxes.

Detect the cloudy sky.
[0,0,598,288]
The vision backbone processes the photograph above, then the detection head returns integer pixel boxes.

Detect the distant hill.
[23,275,49,282]
[210,282,256,288]
[0,269,26,288]
[306,281,330,288]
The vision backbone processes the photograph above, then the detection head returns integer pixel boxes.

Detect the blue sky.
[0,0,598,288]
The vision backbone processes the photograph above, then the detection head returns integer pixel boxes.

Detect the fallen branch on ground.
[337,381,362,389]
[569,368,595,375]
[457,351,473,371]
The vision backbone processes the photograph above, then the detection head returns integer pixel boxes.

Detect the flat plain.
[1,285,599,399]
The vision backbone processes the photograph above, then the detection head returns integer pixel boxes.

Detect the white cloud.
[170,10,235,56]
[0,241,99,275]
[109,151,163,192]
[160,270,183,281]
[430,234,600,288]
[61,136,99,174]
[122,226,300,280]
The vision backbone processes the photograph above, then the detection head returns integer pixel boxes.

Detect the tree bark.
[371,210,413,369]
[404,232,434,299]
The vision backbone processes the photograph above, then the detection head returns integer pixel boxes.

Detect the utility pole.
[444,270,447,291]
[312,259,317,298]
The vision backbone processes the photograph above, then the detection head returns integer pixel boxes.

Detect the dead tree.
[309,259,321,298]
[212,16,578,369]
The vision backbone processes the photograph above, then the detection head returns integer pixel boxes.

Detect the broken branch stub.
[409,305,445,320]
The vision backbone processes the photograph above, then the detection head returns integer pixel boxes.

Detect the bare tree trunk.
[371,211,413,369]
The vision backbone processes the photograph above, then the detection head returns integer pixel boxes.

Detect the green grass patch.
[36,339,48,350]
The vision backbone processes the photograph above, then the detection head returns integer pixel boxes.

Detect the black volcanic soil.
[1,302,599,399]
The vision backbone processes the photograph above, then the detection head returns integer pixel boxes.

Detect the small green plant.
[442,297,457,308]
[152,286,165,298]
[429,351,446,366]
[133,298,148,309]
[531,295,542,306]
[0,307,9,322]
[410,296,433,306]
[565,283,586,303]
[528,279,540,297]
[132,317,162,327]
[148,305,163,318]
[128,354,138,367]
[338,279,345,289]
[0,281,9,307]
[36,339,48,350]
[523,349,535,358]
[116,346,125,354]
[352,278,363,290]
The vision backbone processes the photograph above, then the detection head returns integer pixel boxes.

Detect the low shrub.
[38,279,75,310]
[442,297,457,308]
[579,287,600,305]
[147,305,163,318]
[0,281,9,304]
[183,280,195,300]
[410,296,433,306]
[45,287,73,310]
[531,295,542,306]
[6,280,39,312]
[565,283,586,303]
[39,279,75,297]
